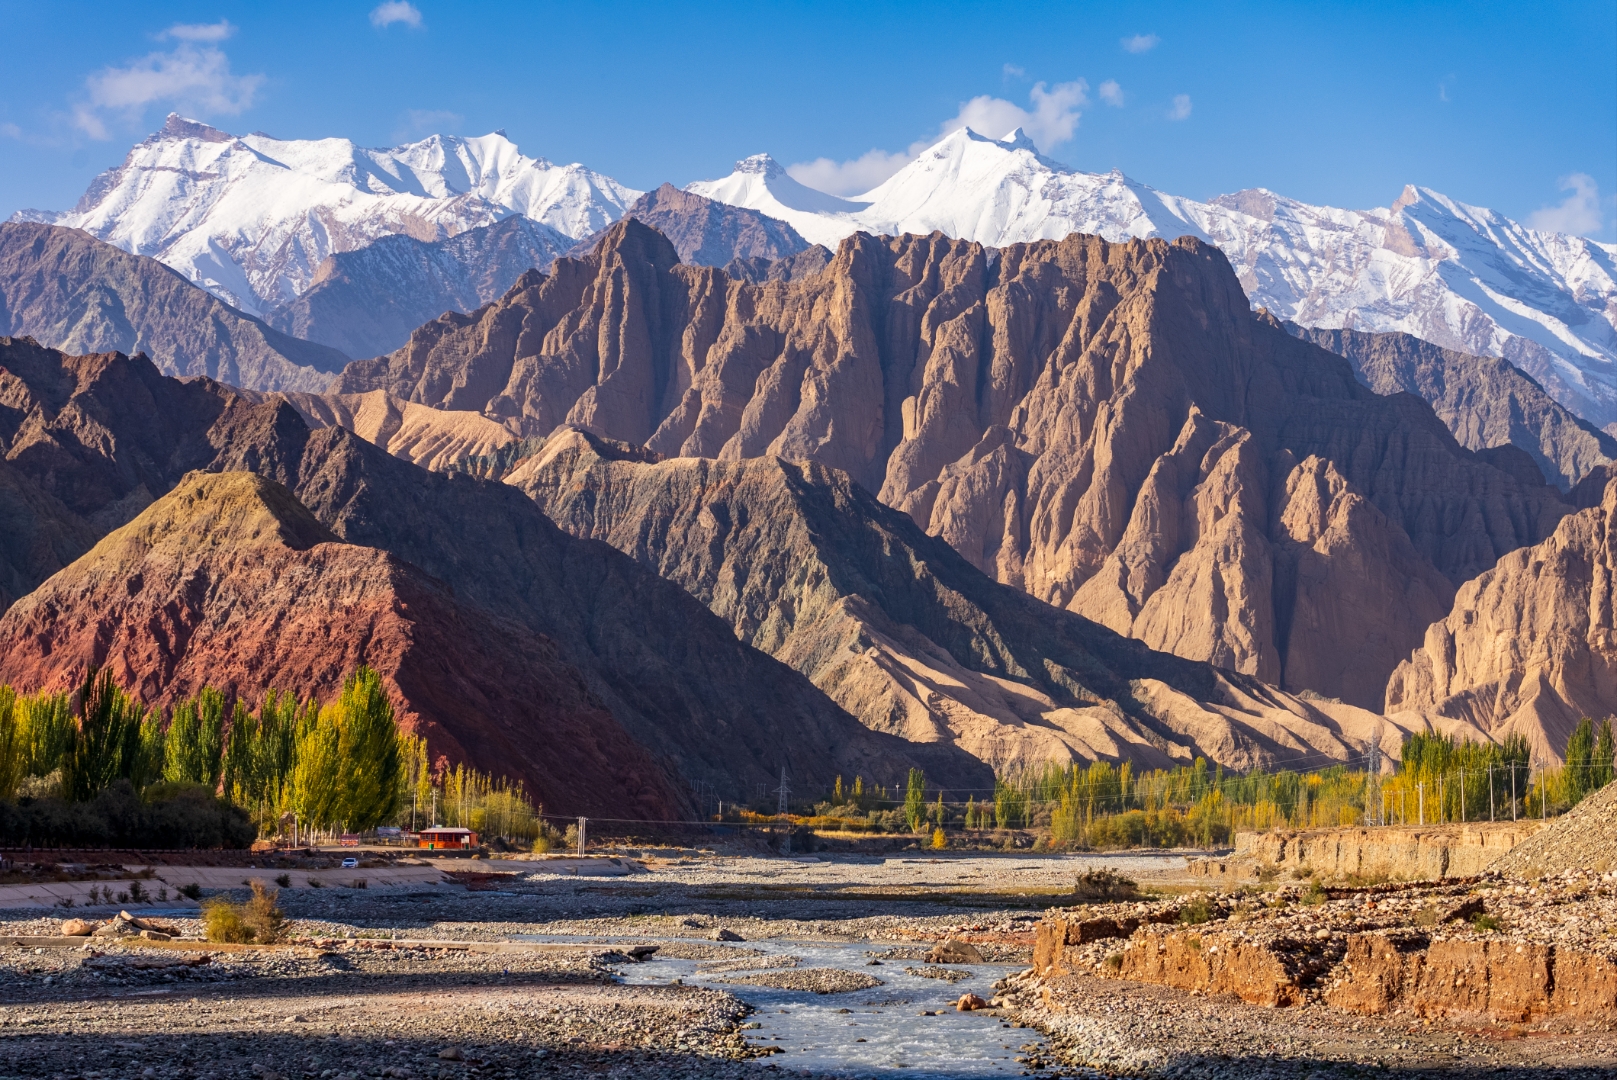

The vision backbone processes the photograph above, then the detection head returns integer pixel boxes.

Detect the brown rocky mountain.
[0,471,682,818]
[333,221,1570,709]
[249,388,519,474]
[264,215,570,361]
[565,183,809,267]
[512,428,1457,773]
[1292,324,1615,490]
[0,223,347,392]
[0,335,984,805]
[1387,474,1617,764]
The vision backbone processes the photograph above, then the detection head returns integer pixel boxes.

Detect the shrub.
[204,881,284,944]
[177,882,202,900]
[1301,880,1329,906]
[1073,867,1139,901]
[1177,895,1213,925]
[1472,912,1502,933]
[275,873,291,888]
[203,898,255,943]
[244,881,285,942]
[1103,952,1124,972]
[930,827,947,850]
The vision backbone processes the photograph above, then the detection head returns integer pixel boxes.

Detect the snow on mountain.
[685,154,867,247]
[692,127,1617,428]
[12,114,641,318]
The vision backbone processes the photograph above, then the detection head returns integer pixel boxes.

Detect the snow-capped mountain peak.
[686,153,866,245]
[689,126,1617,427]
[13,115,640,317]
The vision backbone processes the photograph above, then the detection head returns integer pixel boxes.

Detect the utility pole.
[576,816,588,857]
[1417,781,1425,826]
[1489,766,1495,822]
[1511,763,1518,821]
[1460,770,1466,823]
[776,767,791,856]
[1367,726,1382,826]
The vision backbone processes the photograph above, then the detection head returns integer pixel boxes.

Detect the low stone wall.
[1191,823,1543,883]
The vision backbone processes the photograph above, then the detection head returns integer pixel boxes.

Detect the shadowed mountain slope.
[0,335,984,803]
[1293,324,1616,491]
[264,215,571,360]
[566,183,809,267]
[0,471,681,818]
[511,428,1476,772]
[0,223,347,392]
[333,221,1571,709]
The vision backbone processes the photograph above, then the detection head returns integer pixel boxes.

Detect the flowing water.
[536,935,1065,1077]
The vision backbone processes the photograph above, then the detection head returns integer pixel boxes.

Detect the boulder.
[710,928,745,942]
[59,918,97,936]
[926,939,984,964]
[956,993,988,1011]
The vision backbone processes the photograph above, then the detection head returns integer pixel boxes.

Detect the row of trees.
[795,720,1617,850]
[0,667,544,843]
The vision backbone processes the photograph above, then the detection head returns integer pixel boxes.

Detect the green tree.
[19,692,72,777]
[288,704,342,832]
[60,668,146,801]
[1594,719,1616,791]
[333,667,406,830]
[904,768,927,833]
[1566,718,1595,805]
[162,687,227,789]
[0,687,23,801]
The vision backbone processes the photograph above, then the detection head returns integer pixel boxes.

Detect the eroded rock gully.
[1388,475,1617,762]
[335,221,1570,708]
[1029,872,1617,1026]
[511,428,1461,773]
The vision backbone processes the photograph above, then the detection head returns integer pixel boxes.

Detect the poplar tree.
[334,667,406,830]
[0,688,22,801]
[905,768,927,833]
[163,687,227,789]
[61,668,145,801]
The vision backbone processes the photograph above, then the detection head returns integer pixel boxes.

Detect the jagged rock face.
[0,223,347,392]
[510,429,1466,773]
[567,184,810,268]
[265,216,570,360]
[1387,477,1617,764]
[0,472,681,819]
[1294,324,1615,490]
[336,223,1569,708]
[0,337,985,801]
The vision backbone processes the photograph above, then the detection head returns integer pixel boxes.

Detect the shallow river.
[549,935,1060,1077]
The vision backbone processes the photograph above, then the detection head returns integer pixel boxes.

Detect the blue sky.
[1,1,1613,237]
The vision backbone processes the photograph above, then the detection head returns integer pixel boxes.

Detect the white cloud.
[1167,94,1192,121]
[1098,80,1124,107]
[944,80,1088,148]
[371,2,423,29]
[1121,33,1159,53]
[0,122,20,139]
[786,148,914,198]
[1528,173,1604,237]
[161,20,234,42]
[72,36,263,139]
[1002,63,1026,79]
[786,80,1088,196]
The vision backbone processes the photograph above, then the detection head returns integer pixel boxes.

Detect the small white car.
[341,857,359,868]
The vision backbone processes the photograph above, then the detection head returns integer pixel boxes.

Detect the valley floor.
[0,849,1610,1078]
